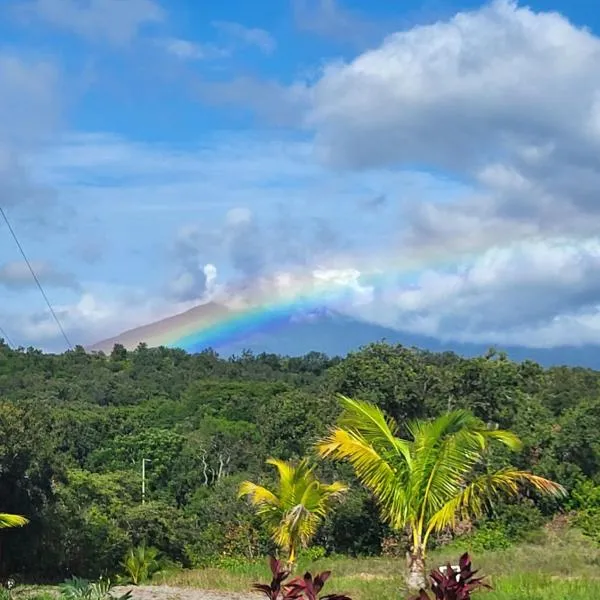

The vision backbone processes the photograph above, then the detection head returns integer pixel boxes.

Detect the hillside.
[0,339,599,582]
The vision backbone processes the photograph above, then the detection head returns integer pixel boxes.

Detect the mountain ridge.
[88,300,600,368]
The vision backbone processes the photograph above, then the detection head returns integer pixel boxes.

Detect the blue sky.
[3,0,600,351]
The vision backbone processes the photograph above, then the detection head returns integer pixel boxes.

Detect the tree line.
[0,340,599,581]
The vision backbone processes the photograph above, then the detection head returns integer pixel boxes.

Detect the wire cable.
[0,205,73,350]
[0,325,14,348]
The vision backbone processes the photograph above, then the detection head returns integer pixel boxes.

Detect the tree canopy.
[0,339,597,580]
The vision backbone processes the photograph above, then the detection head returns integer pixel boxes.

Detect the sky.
[3,0,600,352]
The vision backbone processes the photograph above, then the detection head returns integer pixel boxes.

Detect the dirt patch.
[354,573,393,581]
[115,585,259,600]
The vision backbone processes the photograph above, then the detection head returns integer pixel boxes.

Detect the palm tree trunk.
[286,545,297,573]
[406,546,427,590]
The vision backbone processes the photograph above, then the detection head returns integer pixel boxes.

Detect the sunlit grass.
[160,526,600,600]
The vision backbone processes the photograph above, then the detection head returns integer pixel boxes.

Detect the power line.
[0,325,14,348]
[0,205,73,350]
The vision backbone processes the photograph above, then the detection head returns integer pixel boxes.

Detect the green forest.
[0,339,599,586]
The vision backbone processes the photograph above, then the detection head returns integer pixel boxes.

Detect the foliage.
[317,396,565,586]
[0,513,28,529]
[252,557,352,600]
[59,577,132,600]
[239,458,348,565]
[411,553,490,600]
[462,524,512,552]
[0,339,599,580]
[121,545,161,585]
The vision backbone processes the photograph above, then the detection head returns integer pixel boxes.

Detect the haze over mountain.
[91,301,600,369]
[4,0,600,363]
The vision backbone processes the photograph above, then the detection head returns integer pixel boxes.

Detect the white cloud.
[0,52,61,220]
[15,263,374,350]
[20,0,164,45]
[212,21,276,54]
[290,0,600,347]
[19,0,600,358]
[355,238,600,348]
[162,38,228,61]
[307,0,600,240]
[15,283,199,349]
[0,260,79,290]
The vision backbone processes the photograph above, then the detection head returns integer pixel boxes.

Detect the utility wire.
[0,325,14,348]
[0,205,73,350]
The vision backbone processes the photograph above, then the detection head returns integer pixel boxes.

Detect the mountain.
[90,302,600,368]
[88,301,232,353]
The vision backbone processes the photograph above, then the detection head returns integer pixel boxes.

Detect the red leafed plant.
[412,553,490,600]
[252,557,352,600]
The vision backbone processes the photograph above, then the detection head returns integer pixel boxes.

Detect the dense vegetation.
[0,340,599,582]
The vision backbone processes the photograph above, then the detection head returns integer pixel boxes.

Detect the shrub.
[411,553,490,600]
[465,524,512,552]
[59,577,132,600]
[299,546,327,562]
[252,557,352,600]
[121,544,161,585]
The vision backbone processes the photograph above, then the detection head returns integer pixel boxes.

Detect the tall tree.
[317,396,565,589]
[238,458,347,567]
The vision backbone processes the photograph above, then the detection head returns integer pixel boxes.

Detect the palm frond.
[238,481,280,506]
[266,458,298,506]
[480,428,523,451]
[318,427,408,528]
[336,396,413,465]
[409,411,492,529]
[0,513,28,529]
[426,468,567,535]
[242,457,347,560]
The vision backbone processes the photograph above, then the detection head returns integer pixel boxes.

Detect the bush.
[458,501,546,551]
[298,546,327,562]
[494,502,545,540]
[464,524,512,552]
[121,545,161,585]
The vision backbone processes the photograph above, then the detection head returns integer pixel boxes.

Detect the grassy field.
[160,526,600,600]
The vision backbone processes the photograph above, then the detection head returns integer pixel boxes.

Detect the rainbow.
[91,235,572,353]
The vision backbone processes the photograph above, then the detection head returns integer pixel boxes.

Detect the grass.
[160,526,600,600]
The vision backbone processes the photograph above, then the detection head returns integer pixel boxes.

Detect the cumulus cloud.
[310,1,600,171]
[295,0,600,346]
[308,0,600,241]
[18,0,164,46]
[166,204,352,305]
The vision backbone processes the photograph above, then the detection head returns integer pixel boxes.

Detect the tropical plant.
[252,556,352,600]
[121,544,161,585]
[0,513,28,529]
[317,396,566,589]
[239,458,348,567]
[411,553,489,600]
[59,577,131,600]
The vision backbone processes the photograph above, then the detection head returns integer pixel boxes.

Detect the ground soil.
[115,585,259,600]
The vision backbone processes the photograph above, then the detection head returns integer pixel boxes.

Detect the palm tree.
[317,396,565,589]
[0,513,28,529]
[238,458,348,567]
[122,544,161,585]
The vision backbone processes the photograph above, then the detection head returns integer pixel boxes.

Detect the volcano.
[89,301,600,368]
